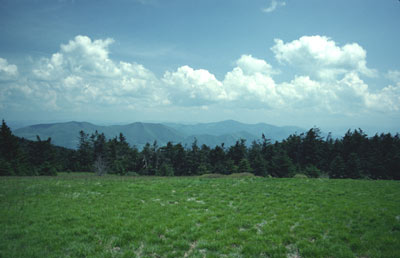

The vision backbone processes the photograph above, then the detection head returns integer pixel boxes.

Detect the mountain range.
[13,120,306,150]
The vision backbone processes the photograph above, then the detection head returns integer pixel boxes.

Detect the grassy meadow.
[1,174,399,258]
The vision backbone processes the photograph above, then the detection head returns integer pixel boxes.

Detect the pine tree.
[0,120,19,162]
[238,158,252,173]
[77,130,93,171]
[329,155,346,178]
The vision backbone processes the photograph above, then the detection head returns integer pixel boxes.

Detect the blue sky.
[0,0,399,133]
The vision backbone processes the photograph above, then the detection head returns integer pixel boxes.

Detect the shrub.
[0,159,12,176]
[196,163,210,175]
[126,171,139,177]
[293,173,308,179]
[93,156,107,176]
[39,162,57,176]
[238,159,252,173]
[200,173,225,178]
[112,160,126,175]
[228,172,255,178]
[304,165,322,178]
[158,164,174,177]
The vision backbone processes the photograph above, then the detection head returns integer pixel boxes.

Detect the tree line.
[0,120,75,176]
[1,120,399,179]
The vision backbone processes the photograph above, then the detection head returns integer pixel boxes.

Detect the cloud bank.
[0,35,399,119]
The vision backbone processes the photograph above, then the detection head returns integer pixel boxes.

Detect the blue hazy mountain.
[13,120,306,149]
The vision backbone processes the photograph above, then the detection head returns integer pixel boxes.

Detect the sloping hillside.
[14,121,184,149]
[165,120,305,141]
[14,120,306,149]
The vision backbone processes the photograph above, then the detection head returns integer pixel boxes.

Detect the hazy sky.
[0,0,399,133]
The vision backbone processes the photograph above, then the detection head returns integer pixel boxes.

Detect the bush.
[200,173,225,178]
[126,171,139,177]
[112,160,126,175]
[228,172,255,178]
[304,165,322,178]
[238,159,252,173]
[94,156,107,176]
[39,162,57,176]
[196,163,210,175]
[158,164,174,177]
[293,173,308,179]
[0,159,12,176]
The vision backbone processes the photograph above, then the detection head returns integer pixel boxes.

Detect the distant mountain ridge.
[13,120,306,149]
[165,120,304,139]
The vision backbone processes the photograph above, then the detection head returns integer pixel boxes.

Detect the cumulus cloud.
[235,54,277,76]
[163,65,227,106]
[1,35,399,118]
[162,55,281,108]
[223,55,281,108]
[271,36,377,80]
[33,36,119,79]
[386,70,400,83]
[0,57,18,80]
[22,35,163,111]
[160,50,400,114]
[262,0,286,13]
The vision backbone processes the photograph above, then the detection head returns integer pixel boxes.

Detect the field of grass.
[1,174,399,258]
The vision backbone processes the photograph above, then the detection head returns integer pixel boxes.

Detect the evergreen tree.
[77,130,93,171]
[345,152,363,179]
[248,141,268,176]
[0,120,31,175]
[269,150,296,178]
[0,158,12,176]
[301,127,323,168]
[186,139,200,175]
[210,145,226,174]
[159,163,174,177]
[329,155,346,178]
[228,139,247,166]
[303,164,322,178]
[282,134,302,166]
[238,158,252,173]
[0,120,19,163]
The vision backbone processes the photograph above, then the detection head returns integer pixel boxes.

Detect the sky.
[0,0,399,134]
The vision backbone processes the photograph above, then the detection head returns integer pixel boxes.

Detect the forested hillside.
[1,120,399,179]
[13,120,306,149]
[13,121,183,149]
[0,120,74,176]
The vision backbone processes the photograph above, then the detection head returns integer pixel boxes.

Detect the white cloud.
[262,0,286,13]
[162,55,281,108]
[0,57,18,80]
[223,55,281,108]
[1,35,399,120]
[386,70,400,83]
[271,35,377,80]
[365,82,400,112]
[235,54,277,76]
[163,65,227,106]
[26,35,163,110]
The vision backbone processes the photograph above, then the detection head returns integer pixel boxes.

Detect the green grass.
[1,174,399,258]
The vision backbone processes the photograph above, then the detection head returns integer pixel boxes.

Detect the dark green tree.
[228,139,247,166]
[0,120,19,163]
[77,130,93,171]
[210,145,226,174]
[269,150,296,178]
[248,141,269,176]
[329,155,346,178]
[238,158,252,173]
